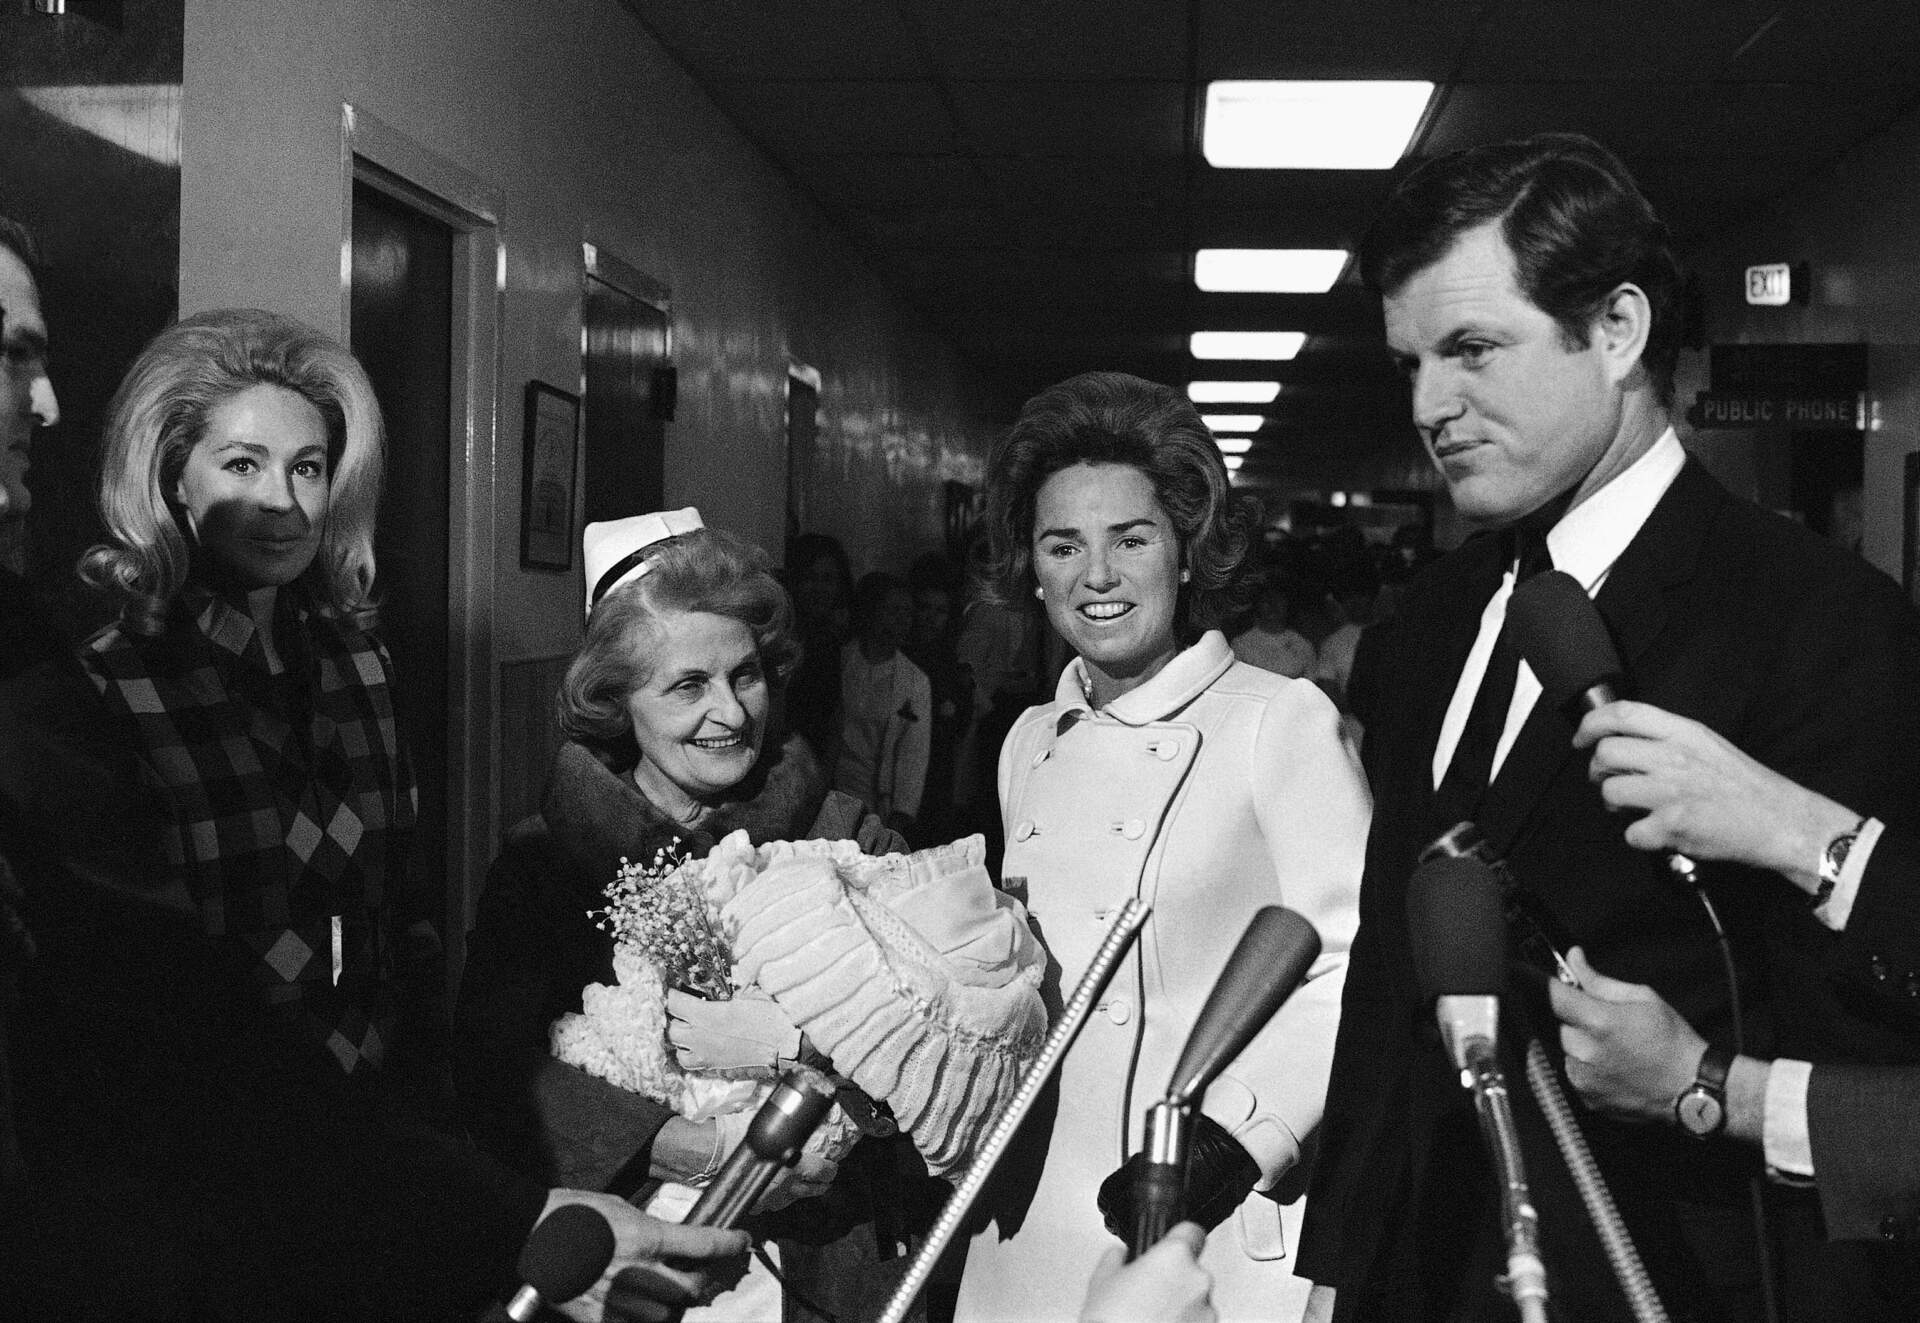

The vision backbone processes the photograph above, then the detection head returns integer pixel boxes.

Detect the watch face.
[1678,1085,1725,1137]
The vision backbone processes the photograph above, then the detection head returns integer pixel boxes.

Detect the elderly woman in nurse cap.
[456,508,956,1317]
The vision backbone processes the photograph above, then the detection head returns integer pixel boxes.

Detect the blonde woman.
[19,311,740,1320]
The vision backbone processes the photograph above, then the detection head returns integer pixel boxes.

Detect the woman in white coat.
[955,371,1368,1323]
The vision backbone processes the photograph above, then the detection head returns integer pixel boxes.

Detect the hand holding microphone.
[1098,907,1322,1259]
[1549,946,1710,1124]
[1080,1222,1218,1323]
[1508,571,1702,888]
[495,1191,749,1323]
[1571,700,1866,897]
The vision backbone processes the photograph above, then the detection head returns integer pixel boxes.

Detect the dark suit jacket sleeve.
[1833,822,1920,988]
[1740,561,1920,1053]
[1808,1063,1920,1241]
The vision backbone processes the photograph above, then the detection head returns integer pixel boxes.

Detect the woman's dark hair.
[1359,132,1685,406]
[558,527,798,758]
[979,370,1254,638]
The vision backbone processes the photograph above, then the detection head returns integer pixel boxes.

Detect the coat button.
[1870,954,1892,982]
[1122,818,1146,840]
[1032,749,1050,767]
[1106,999,1132,1025]
[1151,739,1180,761]
[1013,820,1035,842]
[1882,1215,1903,1241]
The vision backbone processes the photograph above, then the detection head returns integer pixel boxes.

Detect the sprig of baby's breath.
[593,844,734,1001]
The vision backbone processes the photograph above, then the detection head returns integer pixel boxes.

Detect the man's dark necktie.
[1432,519,1557,825]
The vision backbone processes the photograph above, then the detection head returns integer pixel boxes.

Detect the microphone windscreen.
[1167,906,1321,1106]
[517,1202,617,1306]
[1407,855,1507,1002]
[1507,569,1623,704]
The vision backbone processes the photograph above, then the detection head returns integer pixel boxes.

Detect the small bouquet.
[550,829,1047,1189]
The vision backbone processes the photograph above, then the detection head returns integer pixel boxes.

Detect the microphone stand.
[1460,1036,1549,1323]
[875,900,1151,1323]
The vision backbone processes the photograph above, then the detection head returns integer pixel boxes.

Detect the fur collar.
[538,733,830,882]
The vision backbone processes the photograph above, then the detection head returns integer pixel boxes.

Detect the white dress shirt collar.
[1546,427,1688,594]
[1432,427,1687,788]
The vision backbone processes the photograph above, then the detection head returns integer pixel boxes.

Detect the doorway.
[582,249,669,525]
[349,175,453,927]
[341,106,502,971]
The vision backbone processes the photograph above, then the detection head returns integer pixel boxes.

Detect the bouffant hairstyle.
[979,370,1253,638]
[79,309,384,634]
[557,527,800,760]
[1359,132,1686,406]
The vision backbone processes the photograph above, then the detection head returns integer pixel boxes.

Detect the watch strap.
[1674,1043,1734,1139]
[1694,1043,1733,1095]
[1812,814,1871,910]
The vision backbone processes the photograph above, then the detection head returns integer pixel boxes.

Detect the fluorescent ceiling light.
[1191,331,1305,361]
[1195,249,1349,293]
[1202,414,1264,433]
[1188,380,1281,404]
[1203,80,1433,170]
[1222,455,1245,472]
[1214,437,1254,455]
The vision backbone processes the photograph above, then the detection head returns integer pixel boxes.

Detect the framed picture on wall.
[521,380,580,571]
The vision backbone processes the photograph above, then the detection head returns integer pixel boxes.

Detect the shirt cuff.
[1813,818,1882,932]
[1764,1057,1816,1183]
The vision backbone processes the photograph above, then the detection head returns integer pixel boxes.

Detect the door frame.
[339,104,504,957]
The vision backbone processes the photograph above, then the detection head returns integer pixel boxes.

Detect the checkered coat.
[81,585,421,1075]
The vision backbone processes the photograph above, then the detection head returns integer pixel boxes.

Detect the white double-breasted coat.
[955,631,1367,1322]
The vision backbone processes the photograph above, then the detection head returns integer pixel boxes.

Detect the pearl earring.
[1034,585,1045,600]
[1179,569,1190,584]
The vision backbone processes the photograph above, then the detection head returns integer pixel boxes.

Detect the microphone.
[497,1202,618,1323]
[1126,906,1321,1260]
[683,1064,838,1229]
[1507,570,1701,888]
[1407,855,1549,1323]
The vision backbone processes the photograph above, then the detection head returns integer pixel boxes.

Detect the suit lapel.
[1479,460,1722,853]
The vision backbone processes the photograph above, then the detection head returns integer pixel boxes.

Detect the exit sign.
[1746,262,1808,307]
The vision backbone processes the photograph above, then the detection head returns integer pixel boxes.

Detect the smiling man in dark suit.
[1293,134,1920,1322]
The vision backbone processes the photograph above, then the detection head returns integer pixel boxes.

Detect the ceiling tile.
[621,0,924,79]
[948,80,1190,157]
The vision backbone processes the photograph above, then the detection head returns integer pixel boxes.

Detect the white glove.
[666,987,802,1075]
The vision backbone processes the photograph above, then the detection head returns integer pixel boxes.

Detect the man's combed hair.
[79,309,385,635]
[1359,132,1686,406]
[558,527,800,759]
[979,370,1254,639]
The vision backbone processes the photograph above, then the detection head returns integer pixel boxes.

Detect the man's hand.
[1079,1222,1216,1323]
[536,1189,749,1323]
[1573,700,1861,893]
[665,988,803,1075]
[1548,947,1705,1123]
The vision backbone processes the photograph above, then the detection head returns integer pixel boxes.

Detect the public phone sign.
[1746,263,1795,306]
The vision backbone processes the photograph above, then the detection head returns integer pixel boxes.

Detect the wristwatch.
[1675,1044,1734,1139]
[1811,815,1870,910]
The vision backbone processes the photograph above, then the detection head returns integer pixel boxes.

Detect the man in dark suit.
[1294,134,1920,1322]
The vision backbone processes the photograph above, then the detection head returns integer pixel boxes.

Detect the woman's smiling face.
[1031,461,1183,705]
[624,609,770,810]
